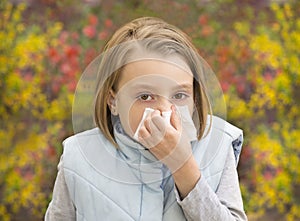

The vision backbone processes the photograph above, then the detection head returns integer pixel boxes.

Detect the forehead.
[116,58,193,90]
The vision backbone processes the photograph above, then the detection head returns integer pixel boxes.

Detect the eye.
[172,93,188,100]
[138,94,154,101]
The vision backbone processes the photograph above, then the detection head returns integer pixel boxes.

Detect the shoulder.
[63,128,102,145]
[208,115,243,142]
[61,127,117,169]
[62,127,113,164]
[204,115,243,165]
[62,127,111,152]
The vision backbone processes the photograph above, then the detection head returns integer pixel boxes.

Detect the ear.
[107,89,118,116]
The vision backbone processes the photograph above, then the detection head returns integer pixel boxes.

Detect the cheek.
[118,100,144,136]
[175,97,194,114]
[128,105,144,134]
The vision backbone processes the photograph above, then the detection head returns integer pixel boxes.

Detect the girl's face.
[110,58,194,137]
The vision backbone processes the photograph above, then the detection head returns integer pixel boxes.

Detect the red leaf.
[104,19,113,28]
[88,14,98,26]
[198,14,208,25]
[98,30,108,40]
[83,25,96,38]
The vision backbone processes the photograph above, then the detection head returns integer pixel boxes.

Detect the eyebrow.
[172,83,193,91]
[130,83,193,91]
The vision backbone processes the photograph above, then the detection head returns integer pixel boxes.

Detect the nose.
[155,96,173,113]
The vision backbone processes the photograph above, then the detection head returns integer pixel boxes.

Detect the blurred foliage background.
[1,0,300,220]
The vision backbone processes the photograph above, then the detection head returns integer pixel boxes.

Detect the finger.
[138,124,150,139]
[142,109,157,133]
[151,114,167,133]
[149,116,165,141]
[150,110,161,119]
[143,117,152,134]
[139,125,163,149]
[170,105,181,131]
[140,111,164,147]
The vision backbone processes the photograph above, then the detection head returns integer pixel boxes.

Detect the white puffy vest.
[62,116,243,221]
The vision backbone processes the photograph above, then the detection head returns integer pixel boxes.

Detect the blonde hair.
[94,17,212,145]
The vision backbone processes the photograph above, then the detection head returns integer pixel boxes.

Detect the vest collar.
[113,119,159,162]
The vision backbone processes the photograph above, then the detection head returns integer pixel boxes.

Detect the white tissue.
[133,108,171,140]
[176,106,198,142]
[133,106,197,142]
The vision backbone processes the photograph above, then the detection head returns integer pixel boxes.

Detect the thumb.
[170,105,181,131]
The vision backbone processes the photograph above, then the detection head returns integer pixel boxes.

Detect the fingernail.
[171,105,176,112]
[153,110,160,116]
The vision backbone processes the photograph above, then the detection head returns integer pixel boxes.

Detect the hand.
[138,105,192,172]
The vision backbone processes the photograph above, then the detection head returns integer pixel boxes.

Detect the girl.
[45,17,247,220]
